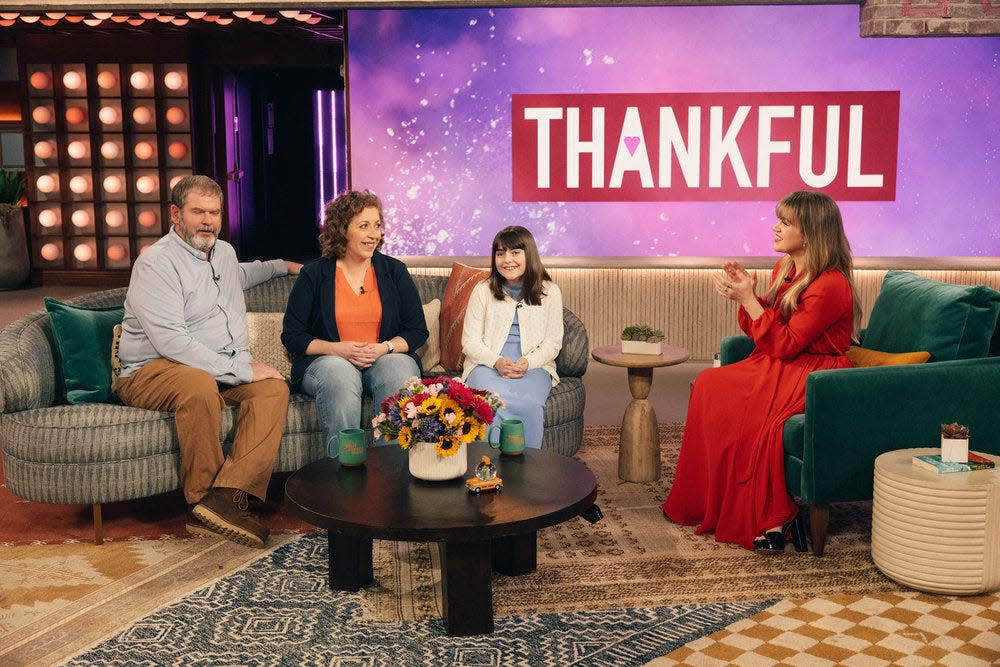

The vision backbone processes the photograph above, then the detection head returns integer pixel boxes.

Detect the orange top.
[334,265,382,342]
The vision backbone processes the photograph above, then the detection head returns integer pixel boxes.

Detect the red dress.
[662,264,854,550]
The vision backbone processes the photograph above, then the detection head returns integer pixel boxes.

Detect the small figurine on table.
[466,455,503,493]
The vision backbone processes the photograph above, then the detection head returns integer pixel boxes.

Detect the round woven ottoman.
[872,447,1000,595]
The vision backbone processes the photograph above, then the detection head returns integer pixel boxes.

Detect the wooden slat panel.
[410,266,1000,360]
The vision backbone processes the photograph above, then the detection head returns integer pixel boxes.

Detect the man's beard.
[184,228,217,253]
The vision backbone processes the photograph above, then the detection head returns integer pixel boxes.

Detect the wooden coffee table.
[591,343,691,482]
[285,442,597,637]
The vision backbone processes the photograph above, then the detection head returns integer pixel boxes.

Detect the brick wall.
[861,0,1000,36]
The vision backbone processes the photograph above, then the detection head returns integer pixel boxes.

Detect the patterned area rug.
[363,423,904,621]
[64,531,775,666]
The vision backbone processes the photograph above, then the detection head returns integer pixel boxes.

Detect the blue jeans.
[302,354,419,456]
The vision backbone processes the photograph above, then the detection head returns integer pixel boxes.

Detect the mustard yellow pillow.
[246,312,292,380]
[417,298,442,373]
[846,346,931,367]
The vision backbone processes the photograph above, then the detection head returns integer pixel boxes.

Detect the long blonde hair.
[763,191,860,329]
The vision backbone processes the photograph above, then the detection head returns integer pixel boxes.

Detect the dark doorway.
[204,66,343,264]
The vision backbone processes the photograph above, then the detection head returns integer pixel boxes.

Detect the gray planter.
[0,204,30,290]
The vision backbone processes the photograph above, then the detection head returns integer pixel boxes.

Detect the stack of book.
[912,452,997,474]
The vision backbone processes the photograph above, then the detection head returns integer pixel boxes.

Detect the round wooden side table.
[591,343,691,482]
[872,447,1000,595]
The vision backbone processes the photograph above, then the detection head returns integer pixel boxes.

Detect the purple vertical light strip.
[315,90,326,226]
[329,90,338,200]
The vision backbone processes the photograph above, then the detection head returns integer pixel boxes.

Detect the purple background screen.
[347,6,999,258]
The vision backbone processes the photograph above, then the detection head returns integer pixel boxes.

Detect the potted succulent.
[940,422,970,463]
[620,324,664,355]
[0,169,30,290]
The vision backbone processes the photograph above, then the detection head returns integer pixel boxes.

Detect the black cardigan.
[280,252,429,389]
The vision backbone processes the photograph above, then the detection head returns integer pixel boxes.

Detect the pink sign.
[512,91,899,202]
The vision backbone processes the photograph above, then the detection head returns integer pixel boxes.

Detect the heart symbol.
[624,136,641,155]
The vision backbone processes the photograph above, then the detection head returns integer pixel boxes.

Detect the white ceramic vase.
[408,441,468,480]
[621,339,662,355]
[941,436,969,463]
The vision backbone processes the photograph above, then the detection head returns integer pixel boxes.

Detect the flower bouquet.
[372,376,504,458]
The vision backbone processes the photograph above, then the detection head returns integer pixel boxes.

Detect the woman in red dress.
[662,191,860,553]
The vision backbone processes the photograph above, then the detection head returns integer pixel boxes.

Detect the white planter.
[408,441,468,480]
[621,339,662,355]
[941,437,969,463]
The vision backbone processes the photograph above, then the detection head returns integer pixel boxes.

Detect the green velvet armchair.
[720,271,1000,557]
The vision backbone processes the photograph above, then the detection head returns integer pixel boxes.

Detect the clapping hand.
[715,261,756,301]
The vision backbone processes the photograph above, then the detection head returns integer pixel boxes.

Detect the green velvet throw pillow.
[862,271,1000,362]
[44,297,125,404]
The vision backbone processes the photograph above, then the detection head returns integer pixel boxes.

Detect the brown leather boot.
[192,488,269,548]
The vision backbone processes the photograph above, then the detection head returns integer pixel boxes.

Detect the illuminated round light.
[96,70,118,90]
[73,244,94,262]
[105,209,126,228]
[163,70,185,90]
[100,141,121,159]
[186,11,206,19]
[138,242,153,254]
[130,70,152,90]
[138,210,158,228]
[132,106,153,125]
[39,209,58,227]
[46,12,66,19]
[139,12,159,19]
[165,106,187,125]
[31,106,53,124]
[65,106,87,125]
[167,141,189,159]
[92,12,112,20]
[106,243,127,261]
[29,71,51,89]
[98,105,120,124]
[126,18,144,26]
[40,243,61,261]
[103,175,124,194]
[67,140,89,159]
[136,175,158,194]
[36,174,58,193]
[134,141,155,160]
[20,15,41,24]
[71,209,91,227]
[233,10,253,18]
[279,10,300,18]
[69,175,89,194]
[169,175,184,189]
[63,71,84,90]
[215,17,233,25]
[34,141,55,159]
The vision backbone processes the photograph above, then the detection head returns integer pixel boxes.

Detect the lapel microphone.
[212,267,220,282]
[359,286,366,295]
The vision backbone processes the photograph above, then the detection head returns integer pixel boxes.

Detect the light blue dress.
[464,284,552,448]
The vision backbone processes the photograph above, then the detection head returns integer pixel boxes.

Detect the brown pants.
[116,359,290,504]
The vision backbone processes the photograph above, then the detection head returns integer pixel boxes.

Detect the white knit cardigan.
[460,279,563,386]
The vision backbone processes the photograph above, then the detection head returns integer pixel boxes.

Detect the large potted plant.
[0,168,29,290]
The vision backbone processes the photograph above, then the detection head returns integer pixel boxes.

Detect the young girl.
[461,226,563,449]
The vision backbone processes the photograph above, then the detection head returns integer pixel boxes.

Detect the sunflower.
[435,437,459,456]
[397,426,412,449]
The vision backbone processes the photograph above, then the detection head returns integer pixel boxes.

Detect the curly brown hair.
[318,190,385,258]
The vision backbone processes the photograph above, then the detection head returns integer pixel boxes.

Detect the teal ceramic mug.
[488,419,526,456]
[328,428,367,466]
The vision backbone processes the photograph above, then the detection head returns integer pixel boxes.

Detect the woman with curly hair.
[282,190,427,456]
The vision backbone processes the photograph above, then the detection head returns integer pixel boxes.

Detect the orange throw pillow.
[846,346,931,367]
[440,262,489,372]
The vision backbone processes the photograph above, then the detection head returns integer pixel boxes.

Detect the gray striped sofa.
[0,273,588,542]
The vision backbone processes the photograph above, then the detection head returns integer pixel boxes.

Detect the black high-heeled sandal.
[754,514,808,554]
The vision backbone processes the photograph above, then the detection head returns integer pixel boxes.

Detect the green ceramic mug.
[328,428,367,466]
[488,419,526,456]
